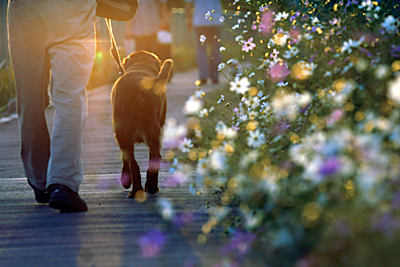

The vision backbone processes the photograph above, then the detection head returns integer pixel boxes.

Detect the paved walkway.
[0,69,230,267]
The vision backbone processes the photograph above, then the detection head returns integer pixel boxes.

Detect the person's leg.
[45,0,96,193]
[208,27,222,84]
[194,27,209,83]
[7,0,51,191]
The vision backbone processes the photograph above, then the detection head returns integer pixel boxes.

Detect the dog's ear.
[156,59,173,84]
[151,59,173,96]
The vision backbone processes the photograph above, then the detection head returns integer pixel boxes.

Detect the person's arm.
[185,1,194,31]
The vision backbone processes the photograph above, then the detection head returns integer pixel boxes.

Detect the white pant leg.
[8,0,97,193]
[45,0,97,192]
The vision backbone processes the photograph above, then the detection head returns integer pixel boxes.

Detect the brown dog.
[111,50,173,198]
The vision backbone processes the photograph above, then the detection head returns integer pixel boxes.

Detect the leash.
[105,18,125,75]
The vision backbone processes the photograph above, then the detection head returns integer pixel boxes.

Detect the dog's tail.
[156,59,173,84]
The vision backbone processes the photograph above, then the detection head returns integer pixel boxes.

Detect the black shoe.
[28,180,50,204]
[48,184,88,213]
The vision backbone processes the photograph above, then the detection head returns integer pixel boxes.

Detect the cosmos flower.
[199,34,206,43]
[178,138,193,153]
[387,75,400,104]
[229,77,250,95]
[269,61,291,82]
[341,36,364,53]
[205,11,211,20]
[273,31,290,46]
[260,10,274,34]
[318,157,341,177]
[209,149,227,171]
[244,96,260,109]
[283,46,299,59]
[221,231,256,258]
[242,37,256,52]
[183,95,203,114]
[275,12,289,21]
[165,171,188,187]
[381,15,399,34]
[163,118,187,149]
[247,129,266,148]
[138,229,167,258]
[157,198,175,220]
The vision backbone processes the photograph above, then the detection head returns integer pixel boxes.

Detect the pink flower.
[327,108,344,126]
[242,37,256,52]
[260,10,274,35]
[269,61,290,82]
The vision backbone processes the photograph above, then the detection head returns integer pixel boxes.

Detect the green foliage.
[0,61,15,113]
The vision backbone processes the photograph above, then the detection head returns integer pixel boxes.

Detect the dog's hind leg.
[115,128,134,189]
[145,140,161,195]
[116,130,143,197]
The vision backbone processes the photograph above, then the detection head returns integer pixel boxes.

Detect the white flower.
[341,36,364,53]
[163,118,187,148]
[247,129,266,148]
[244,96,260,109]
[183,95,203,114]
[283,46,299,59]
[215,121,237,139]
[219,46,226,52]
[272,91,299,121]
[205,11,211,20]
[299,91,311,108]
[374,64,390,79]
[218,62,225,71]
[387,75,400,104]
[200,34,206,43]
[381,15,398,34]
[157,198,175,220]
[229,77,250,95]
[311,16,320,24]
[198,108,208,118]
[219,16,225,23]
[235,35,243,42]
[178,138,193,153]
[275,12,289,21]
[209,149,226,171]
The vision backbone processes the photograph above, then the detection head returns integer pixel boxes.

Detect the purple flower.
[290,11,300,22]
[318,157,341,176]
[273,120,291,135]
[371,213,400,238]
[221,231,256,258]
[138,229,167,258]
[392,191,400,209]
[391,45,400,58]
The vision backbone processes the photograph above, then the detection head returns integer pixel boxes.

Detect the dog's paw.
[128,189,147,202]
[144,185,159,195]
[120,172,132,189]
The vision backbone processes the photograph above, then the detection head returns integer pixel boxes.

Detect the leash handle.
[105,18,125,75]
